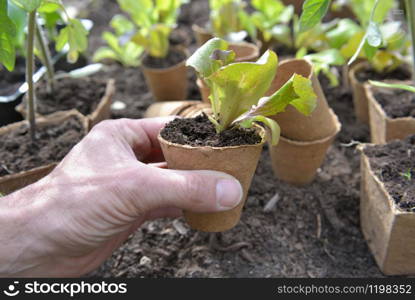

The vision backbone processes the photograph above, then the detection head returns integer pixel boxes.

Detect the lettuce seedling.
[208,0,254,42]
[93,15,144,67]
[117,0,188,59]
[186,38,317,145]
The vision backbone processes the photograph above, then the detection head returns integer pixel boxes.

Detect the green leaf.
[56,18,88,63]
[240,115,280,145]
[0,0,16,71]
[239,73,316,118]
[207,50,278,129]
[110,14,134,36]
[326,19,361,49]
[302,49,345,66]
[186,37,230,78]
[369,81,415,93]
[38,0,62,13]
[10,0,42,12]
[93,46,118,62]
[299,0,331,33]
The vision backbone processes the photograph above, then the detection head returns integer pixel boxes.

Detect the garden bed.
[80,0,384,278]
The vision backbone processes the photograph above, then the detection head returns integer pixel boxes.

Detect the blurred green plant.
[116,0,187,59]
[93,15,144,67]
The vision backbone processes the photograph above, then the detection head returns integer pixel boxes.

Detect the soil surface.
[364,135,415,211]
[84,1,387,278]
[355,65,411,83]
[142,49,187,69]
[161,114,262,147]
[374,88,415,118]
[30,77,107,116]
[0,116,84,175]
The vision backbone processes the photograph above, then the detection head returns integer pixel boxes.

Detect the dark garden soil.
[356,65,412,83]
[364,135,415,211]
[30,77,107,116]
[142,49,187,69]
[83,0,386,277]
[161,114,261,147]
[0,116,84,175]
[374,88,415,118]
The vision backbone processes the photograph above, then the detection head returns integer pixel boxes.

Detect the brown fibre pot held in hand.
[265,59,338,141]
[141,48,188,102]
[158,124,266,232]
[270,109,341,186]
[359,144,415,275]
[0,110,88,195]
[365,82,415,144]
[18,79,115,131]
[197,42,260,103]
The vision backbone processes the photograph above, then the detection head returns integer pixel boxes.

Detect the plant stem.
[341,64,349,91]
[35,18,54,93]
[27,11,37,142]
[405,0,415,83]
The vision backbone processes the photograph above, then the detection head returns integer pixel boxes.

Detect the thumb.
[135,166,244,213]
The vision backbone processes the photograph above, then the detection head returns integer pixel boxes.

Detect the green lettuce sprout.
[93,15,144,67]
[117,0,188,59]
[186,38,317,145]
[209,0,254,41]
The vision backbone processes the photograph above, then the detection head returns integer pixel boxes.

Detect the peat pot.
[365,82,415,144]
[360,140,415,275]
[158,124,265,232]
[141,49,189,102]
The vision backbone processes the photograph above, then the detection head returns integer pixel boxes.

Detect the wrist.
[0,178,54,276]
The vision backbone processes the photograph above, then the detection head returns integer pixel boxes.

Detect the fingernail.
[216,178,243,210]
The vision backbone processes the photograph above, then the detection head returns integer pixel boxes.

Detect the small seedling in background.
[186,38,317,145]
[401,169,412,181]
[209,0,253,42]
[115,0,188,59]
[93,14,144,67]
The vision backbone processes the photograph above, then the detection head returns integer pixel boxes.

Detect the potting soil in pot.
[160,114,262,147]
[373,89,415,118]
[0,116,84,175]
[355,65,411,83]
[142,49,187,69]
[32,77,107,116]
[364,135,415,211]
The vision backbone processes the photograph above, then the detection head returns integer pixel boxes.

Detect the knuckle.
[180,174,214,207]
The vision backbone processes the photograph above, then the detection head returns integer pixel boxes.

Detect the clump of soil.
[374,88,415,118]
[0,116,84,175]
[160,114,262,147]
[32,77,107,116]
[364,135,415,211]
[142,48,187,69]
[356,65,411,83]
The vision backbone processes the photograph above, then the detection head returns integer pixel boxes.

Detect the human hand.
[1,117,243,277]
